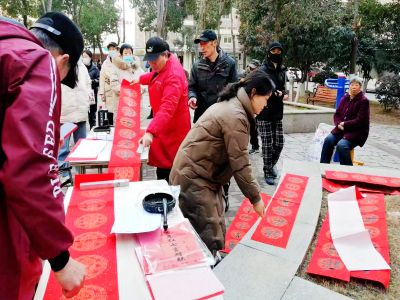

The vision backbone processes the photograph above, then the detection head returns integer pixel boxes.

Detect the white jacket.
[60,60,91,123]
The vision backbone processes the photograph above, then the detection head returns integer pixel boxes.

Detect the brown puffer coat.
[170,88,261,252]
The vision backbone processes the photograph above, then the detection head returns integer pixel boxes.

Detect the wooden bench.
[306,86,337,106]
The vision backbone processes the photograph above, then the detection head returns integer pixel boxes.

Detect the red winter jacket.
[0,20,73,299]
[140,54,191,169]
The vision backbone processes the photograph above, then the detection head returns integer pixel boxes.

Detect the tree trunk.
[156,0,168,38]
[350,0,360,74]
[122,0,126,42]
[97,36,104,61]
[230,7,236,66]
[47,0,52,11]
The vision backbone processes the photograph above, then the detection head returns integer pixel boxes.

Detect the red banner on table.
[306,193,391,288]
[325,170,400,189]
[221,193,271,254]
[322,177,400,195]
[44,173,119,299]
[108,80,142,181]
[251,174,309,248]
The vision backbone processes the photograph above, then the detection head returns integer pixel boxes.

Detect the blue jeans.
[320,134,356,166]
[58,121,87,172]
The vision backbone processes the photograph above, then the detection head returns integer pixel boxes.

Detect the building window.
[223,36,232,44]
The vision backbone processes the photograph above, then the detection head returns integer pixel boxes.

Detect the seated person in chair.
[320,75,370,165]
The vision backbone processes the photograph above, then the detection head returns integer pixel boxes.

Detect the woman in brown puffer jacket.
[170,70,275,253]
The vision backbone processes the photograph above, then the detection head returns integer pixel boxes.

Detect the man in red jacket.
[136,37,191,181]
[0,13,86,299]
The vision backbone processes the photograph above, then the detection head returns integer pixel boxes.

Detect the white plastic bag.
[306,123,334,162]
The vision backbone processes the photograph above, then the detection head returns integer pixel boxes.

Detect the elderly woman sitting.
[320,75,370,165]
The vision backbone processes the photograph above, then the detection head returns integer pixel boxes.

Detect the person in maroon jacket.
[0,13,86,299]
[133,37,191,181]
[320,75,370,165]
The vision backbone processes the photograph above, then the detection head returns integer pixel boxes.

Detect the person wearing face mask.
[98,42,120,115]
[170,70,275,254]
[257,41,288,185]
[82,49,100,129]
[320,75,370,165]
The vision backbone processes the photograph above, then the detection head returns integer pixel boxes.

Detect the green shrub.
[313,70,338,85]
[376,73,400,111]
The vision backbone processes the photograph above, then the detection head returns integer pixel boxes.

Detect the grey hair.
[30,28,64,54]
[349,75,363,85]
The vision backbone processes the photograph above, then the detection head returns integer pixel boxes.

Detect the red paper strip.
[251,174,309,248]
[322,178,400,195]
[44,173,119,299]
[222,193,271,253]
[325,170,400,189]
[307,193,391,288]
[108,80,142,181]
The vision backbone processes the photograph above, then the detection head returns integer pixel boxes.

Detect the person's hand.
[54,257,86,298]
[188,97,197,109]
[253,199,265,218]
[274,90,283,97]
[139,132,154,147]
[130,78,139,86]
[338,122,344,130]
[283,94,289,101]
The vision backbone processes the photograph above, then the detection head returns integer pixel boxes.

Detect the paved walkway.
[140,92,400,227]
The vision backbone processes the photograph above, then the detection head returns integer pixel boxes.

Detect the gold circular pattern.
[74,213,107,230]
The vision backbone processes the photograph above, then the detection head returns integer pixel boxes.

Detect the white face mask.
[109,50,117,58]
[82,57,91,66]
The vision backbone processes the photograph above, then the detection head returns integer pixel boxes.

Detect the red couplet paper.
[306,193,391,288]
[44,173,119,299]
[108,80,142,181]
[325,170,400,189]
[222,193,271,254]
[251,174,309,248]
[322,177,400,195]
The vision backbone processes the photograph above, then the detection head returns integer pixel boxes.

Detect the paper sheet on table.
[112,180,175,234]
[68,139,107,159]
[146,266,224,300]
[328,186,390,271]
[334,230,390,271]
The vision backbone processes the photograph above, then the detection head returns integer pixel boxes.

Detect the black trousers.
[249,118,259,149]
[157,168,171,182]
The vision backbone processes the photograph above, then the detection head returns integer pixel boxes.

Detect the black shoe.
[265,176,275,185]
[249,147,260,155]
[271,167,278,179]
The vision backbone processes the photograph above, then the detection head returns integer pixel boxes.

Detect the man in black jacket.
[188,29,238,123]
[257,41,287,185]
[188,29,238,212]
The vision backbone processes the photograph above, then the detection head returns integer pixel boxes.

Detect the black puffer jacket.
[189,49,238,123]
[257,61,287,121]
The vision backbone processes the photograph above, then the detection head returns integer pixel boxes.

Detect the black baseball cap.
[268,41,283,52]
[194,30,217,44]
[144,37,169,61]
[31,12,84,88]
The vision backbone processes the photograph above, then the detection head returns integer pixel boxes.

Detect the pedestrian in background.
[82,49,100,129]
[320,75,370,165]
[257,41,288,185]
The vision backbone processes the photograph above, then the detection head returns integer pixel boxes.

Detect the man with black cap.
[0,12,86,299]
[188,29,238,123]
[133,37,190,182]
[257,41,288,185]
[188,29,237,211]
